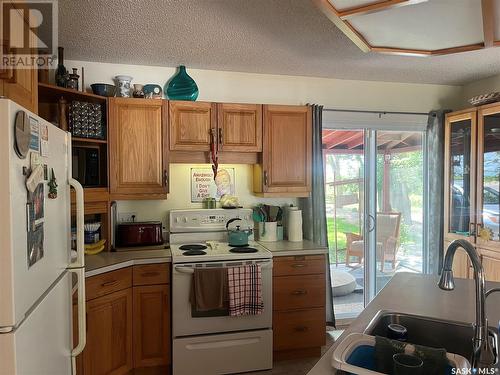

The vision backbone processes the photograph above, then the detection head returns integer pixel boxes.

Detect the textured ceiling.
[58,0,500,85]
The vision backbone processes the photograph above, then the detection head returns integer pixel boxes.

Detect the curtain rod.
[323,108,430,116]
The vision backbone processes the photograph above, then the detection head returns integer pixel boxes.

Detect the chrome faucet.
[438,239,497,369]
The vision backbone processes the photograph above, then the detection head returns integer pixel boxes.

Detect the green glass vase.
[165,65,199,101]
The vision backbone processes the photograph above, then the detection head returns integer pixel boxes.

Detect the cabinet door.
[481,253,500,282]
[109,98,168,196]
[1,66,38,114]
[169,101,216,151]
[133,285,171,368]
[84,288,133,375]
[217,103,262,152]
[444,110,477,244]
[477,105,500,251]
[260,105,311,194]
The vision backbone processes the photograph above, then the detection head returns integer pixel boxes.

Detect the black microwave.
[72,146,102,186]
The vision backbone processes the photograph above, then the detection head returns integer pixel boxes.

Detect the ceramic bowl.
[90,83,116,97]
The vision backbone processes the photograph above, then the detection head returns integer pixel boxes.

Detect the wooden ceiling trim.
[481,0,495,48]
[338,0,428,20]
[312,0,371,52]
[431,43,485,55]
[370,46,432,56]
[313,0,491,56]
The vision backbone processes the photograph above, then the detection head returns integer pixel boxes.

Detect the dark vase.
[55,47,68,88]
[165,65,198,101]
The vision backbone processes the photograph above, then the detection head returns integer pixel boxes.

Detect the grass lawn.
[327,217,360,264]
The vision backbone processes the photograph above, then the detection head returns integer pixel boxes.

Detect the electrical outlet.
[118,212,137,223]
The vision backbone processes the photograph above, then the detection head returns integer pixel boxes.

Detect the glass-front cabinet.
[444,104,500,281]
[444,110,477,244]
[477,105,500,253]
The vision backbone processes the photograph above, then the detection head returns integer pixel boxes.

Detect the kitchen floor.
[244,328,343,375]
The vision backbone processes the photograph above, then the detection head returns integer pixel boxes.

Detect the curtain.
[426,110,450,274]
[299,104,335,327]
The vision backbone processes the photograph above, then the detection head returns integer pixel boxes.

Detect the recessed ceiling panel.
[328,0,382,11]
[349,0,483,50]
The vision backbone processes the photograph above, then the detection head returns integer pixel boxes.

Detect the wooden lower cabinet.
[479,248,500,282]
[79,265,171,375]
[84,288,133,375]
[133,285,171,369]
[272,255,326,359]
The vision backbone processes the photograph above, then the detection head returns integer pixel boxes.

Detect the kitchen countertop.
[258,239,328,256]
[85,247,171,277]
[307,272,500,374]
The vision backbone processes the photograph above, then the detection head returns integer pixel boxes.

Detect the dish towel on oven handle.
[227,264,264,316]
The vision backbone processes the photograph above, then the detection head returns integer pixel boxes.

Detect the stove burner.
[183,250,207,256]
[179,244,207,251]
[229,247,258,254]
[230,243,249,248]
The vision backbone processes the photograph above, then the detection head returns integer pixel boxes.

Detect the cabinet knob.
[163,169,169,187]
[291,263,306,268]
[294,326,308,332]
[263,171,268,186]
[291,289,307,295]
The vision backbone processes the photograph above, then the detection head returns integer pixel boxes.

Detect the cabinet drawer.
[133,264,170,286]
[273,274,325,311]
[86,267,132,301]
[273,308,325,351]
[273,255,325,276]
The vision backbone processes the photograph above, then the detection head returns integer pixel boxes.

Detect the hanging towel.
[227,264,264,316]
[190,268,229,317]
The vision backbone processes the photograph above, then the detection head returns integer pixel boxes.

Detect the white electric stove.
[169,209,273,375]
[169,208,272,263]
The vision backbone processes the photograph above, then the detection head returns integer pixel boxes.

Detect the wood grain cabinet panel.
[133,285,171,368]
[86,267,132,301]
[217,103,262,152]
[109,98,168,197]
[1,66,38,114]
[169,101,216,151]
[133,264,170,286]
[273,255,325,277]
[255,105,311,196]
[83,288,133,375]
[273,274,326,311]
[481,253,500,282]
[273,308,325,351]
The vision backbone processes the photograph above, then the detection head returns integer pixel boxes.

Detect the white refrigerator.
[0,99,86,375]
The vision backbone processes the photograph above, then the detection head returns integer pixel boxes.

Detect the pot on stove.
[226,218,253,247]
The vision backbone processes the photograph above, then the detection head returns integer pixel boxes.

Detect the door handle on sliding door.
[368,214,375,232]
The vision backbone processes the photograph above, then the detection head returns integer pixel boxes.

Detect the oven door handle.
[174,266,195,274]
[174,260,273,273]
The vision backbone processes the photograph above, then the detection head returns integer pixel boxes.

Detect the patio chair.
[344,212,402,272]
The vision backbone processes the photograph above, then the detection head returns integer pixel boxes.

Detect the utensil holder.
[258,222,277,242]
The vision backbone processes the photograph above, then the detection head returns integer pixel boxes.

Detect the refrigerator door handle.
[69,178,85,269]
[70,268,86,361]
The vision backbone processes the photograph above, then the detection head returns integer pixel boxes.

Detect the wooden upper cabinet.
[84,288,133,375]
[109,98,168,197]
[217,103,262,152]
[255,105,311,196]
[169,101,216,151]
[1,65,38,114]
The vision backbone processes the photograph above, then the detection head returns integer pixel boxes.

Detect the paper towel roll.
[287,210,303,242]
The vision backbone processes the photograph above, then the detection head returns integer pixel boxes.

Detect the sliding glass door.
[323,114,427,318]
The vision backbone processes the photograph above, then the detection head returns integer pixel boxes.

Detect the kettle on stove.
[226,218,253,247]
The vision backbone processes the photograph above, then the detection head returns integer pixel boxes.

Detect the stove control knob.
[183,217,188,223]
[175,217,180,223]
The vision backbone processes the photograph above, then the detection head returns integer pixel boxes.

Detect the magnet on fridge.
[26,165,44,193]
[48,168,58,199]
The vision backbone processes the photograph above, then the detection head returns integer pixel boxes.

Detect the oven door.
[172,259,273,337]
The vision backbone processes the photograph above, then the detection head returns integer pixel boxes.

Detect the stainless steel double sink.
[364,310,499,364]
